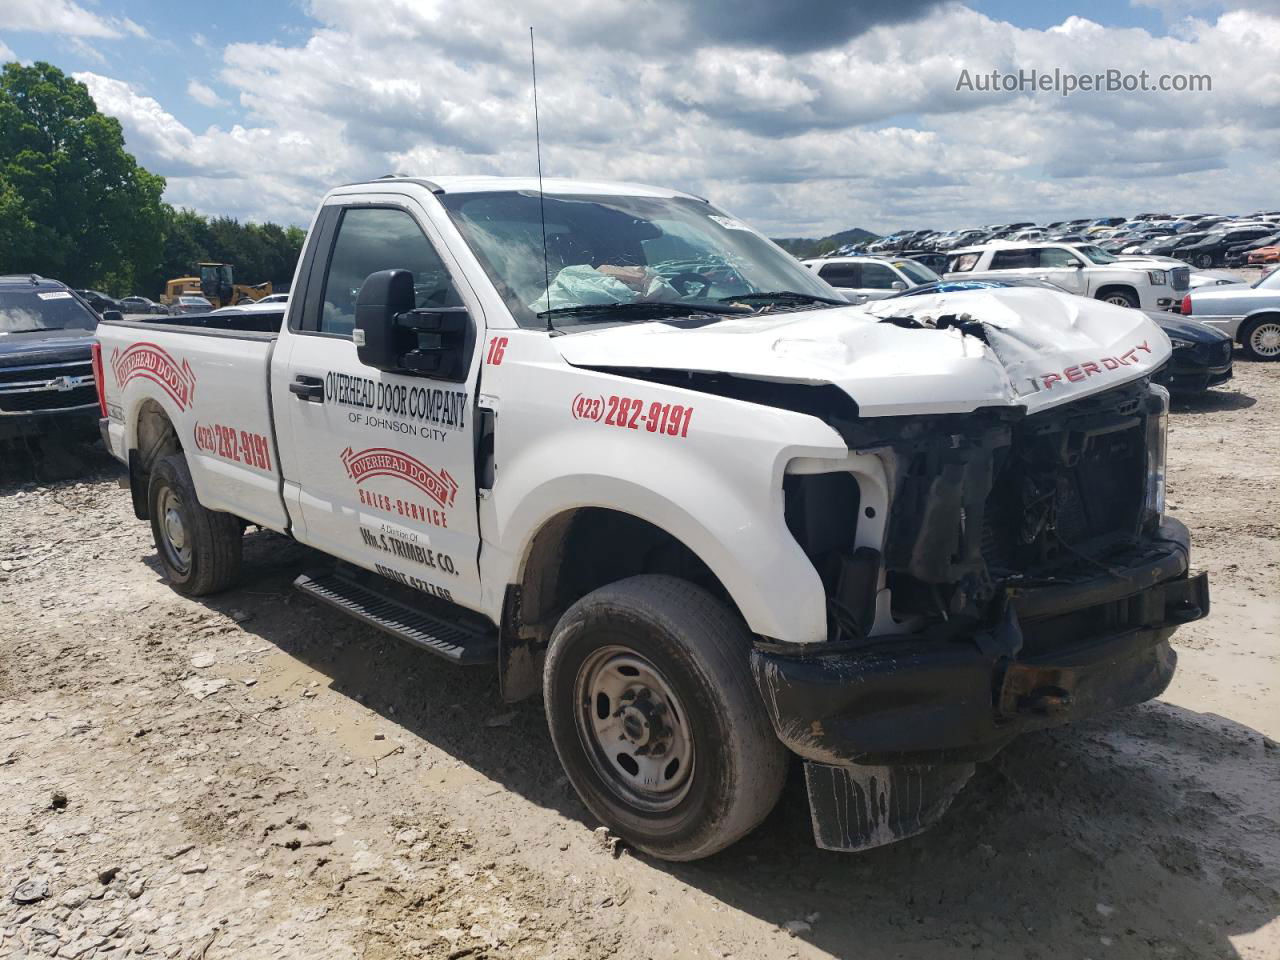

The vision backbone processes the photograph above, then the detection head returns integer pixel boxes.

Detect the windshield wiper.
[718,291,847,306]
[536,301,751,320]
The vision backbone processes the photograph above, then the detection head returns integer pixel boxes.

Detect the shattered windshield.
[439,191,839,328]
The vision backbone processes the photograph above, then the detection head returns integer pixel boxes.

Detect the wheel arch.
[1094,283,1140,305]
[1238,309,1280,342]
[126,397,184,520]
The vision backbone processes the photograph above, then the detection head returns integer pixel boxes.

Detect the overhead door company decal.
[110,343,196,410]
[325,372,467,441]
[341,446,458,509]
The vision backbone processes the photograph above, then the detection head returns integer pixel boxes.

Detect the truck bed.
[111,311,284,336]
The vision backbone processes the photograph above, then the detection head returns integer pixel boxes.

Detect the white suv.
[946,241,1189,310]
[802,255,940,304]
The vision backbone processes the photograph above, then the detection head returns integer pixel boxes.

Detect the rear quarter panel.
[97,322,287,531]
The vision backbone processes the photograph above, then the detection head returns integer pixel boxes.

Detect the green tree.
[0,61,166,295]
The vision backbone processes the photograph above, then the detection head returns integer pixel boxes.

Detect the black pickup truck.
[0,274,108,442]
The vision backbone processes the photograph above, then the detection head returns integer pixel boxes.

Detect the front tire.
[543,575,787,861]
[1240,317,1280,361]
[1097,288,1140,309]
[1195,253,1215,269]
[147,454,243,595]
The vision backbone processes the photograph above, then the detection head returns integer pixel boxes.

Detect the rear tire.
[543,575,788,861]
[1195,253,1215,269]
[1240,317,1280,361]
[147,454,242,595]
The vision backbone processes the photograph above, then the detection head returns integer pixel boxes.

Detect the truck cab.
[96,176,1208,861]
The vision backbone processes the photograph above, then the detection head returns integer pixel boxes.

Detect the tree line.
[0,61,304,299]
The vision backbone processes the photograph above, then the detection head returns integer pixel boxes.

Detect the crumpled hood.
[555,288,1170,417]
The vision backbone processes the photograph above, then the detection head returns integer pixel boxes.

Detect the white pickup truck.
[946,241,1190,310]
[94,176,1209,861]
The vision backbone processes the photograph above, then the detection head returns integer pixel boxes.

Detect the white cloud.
[0,0,128,39]
[186,79,227,108]
[70,3,1280,235]
[0,38,14,62]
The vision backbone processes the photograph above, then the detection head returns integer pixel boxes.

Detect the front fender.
[483,378,850,644]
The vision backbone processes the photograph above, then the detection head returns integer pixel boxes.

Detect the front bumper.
[0,402,100,441]
[752,518,1207,768]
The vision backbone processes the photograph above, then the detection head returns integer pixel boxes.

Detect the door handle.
[289,375,324,402]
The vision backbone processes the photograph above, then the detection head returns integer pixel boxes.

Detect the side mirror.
[354,269,471,380]
[1071,261,1084,268]
[102,309,124,324]
[890,280,908,291]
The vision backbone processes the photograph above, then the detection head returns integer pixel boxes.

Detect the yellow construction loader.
[162,263,272,309]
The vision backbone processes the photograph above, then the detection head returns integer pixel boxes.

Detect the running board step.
[294,570,497,665]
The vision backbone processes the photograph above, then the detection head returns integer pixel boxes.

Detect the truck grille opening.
[981,415,1146,576]
[0,359,97,414]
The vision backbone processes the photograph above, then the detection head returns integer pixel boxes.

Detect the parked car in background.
[0,275,110,441]
[802,255,940,303]
[76,289,125,315]
[901,251,951,275]
[884,277,1232,395]
[1247,245,1280,265]
[946,241,1188,309]
[1225,232,1280,266]
[173,295,214,314]
[1178,226,1275,268]
[120,296,170,315]
[1181,266,1280,360]
[255,293,289,304]
[1188,270,1242,291]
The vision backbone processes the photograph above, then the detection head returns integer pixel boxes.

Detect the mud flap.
[803,760,975,852]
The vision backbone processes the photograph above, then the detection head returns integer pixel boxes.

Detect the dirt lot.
[1,361,1278,960]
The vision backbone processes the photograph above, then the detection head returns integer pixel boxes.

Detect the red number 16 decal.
[486,336,508,365]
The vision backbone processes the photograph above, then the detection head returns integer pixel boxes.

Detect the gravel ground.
[0,357,1277,960]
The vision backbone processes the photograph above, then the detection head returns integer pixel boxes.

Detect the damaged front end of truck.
[753,304,1210,852]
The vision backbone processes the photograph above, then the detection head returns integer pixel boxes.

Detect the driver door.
[1033,247,1087,294]
[275,199,484,611]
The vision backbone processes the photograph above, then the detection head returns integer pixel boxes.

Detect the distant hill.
[772,227,880,259]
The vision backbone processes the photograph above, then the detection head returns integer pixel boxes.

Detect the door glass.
[817,263,860,286]
[989,249,1037,270]
[1037,248,1081,268]
[321,207,461,337]
[858,263,900,289]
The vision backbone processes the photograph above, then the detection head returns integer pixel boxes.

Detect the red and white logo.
[341,447,458,509]
[110,342,197,410]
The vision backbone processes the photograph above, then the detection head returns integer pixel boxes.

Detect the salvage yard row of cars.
[854,210,1280,268]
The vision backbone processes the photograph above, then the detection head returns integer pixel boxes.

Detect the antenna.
[530,27,554,333]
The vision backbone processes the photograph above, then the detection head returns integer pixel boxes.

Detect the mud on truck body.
[95,177,1208,860]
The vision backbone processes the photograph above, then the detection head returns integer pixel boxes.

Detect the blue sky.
[1,0,1274,233]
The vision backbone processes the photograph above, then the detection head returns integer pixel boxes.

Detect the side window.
[858,263,899,289]
[1038,248,1081,268]
[989,249,1036,270]
[320,207,460,337]
[950,253,980,272]
[817,263,860,287]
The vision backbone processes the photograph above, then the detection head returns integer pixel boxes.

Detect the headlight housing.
[1147,269,1168,285]
[1170,338,1192,351]
[1143,383,1170,528]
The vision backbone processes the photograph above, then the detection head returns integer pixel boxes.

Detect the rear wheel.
[544,575,787,861]
[1195,253,1215,269]
[1240,317,1280,361]
[147,454,243,595]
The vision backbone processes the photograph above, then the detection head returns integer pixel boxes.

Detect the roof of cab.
[332,174,705,202]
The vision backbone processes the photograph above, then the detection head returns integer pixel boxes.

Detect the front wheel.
[1195,253,1215,269]
[544,575,788,861]
[1097,288,1140,309]
[148,454,243,595]
[1240,317,1280,361]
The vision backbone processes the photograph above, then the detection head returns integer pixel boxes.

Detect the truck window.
[320,207,460,337]
[817,263,860,286]
[858,263,899,289]
[989,249,1036,270]
[1037,248,1081,268]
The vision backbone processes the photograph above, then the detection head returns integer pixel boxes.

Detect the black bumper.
[0,403,100,440]
[751,518,1208,768]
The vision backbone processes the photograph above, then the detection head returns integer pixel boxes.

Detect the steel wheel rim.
[1251,322,1280,357]
[573,645,695,812]
[159,487,192,573]
[1105,295,1133,307]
